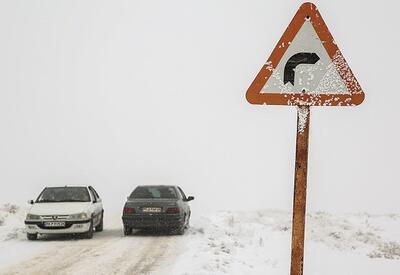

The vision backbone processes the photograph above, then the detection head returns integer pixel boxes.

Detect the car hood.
[29,202,92,215]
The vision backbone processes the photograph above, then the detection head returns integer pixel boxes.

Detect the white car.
[25,186,104,240]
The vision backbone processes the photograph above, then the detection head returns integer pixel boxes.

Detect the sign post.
[291,106,310,275]
[245,3,364,275]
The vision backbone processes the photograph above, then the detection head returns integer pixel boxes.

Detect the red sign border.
[246,2,365,106]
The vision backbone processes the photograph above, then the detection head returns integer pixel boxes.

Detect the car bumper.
[122,214,184,229]
[24,220,91,234]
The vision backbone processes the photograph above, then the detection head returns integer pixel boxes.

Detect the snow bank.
[307,212,400,259]
[0,203,26,241]
[165,210,291,274]
[0,204,52,271]
[167,210,400,275]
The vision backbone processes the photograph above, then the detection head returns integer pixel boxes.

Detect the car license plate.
[44,221,65,227]
[142,207,161,213]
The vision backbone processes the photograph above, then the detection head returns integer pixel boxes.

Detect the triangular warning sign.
[246,2,365,106]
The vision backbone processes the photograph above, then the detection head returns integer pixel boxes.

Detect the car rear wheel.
[95,212,104,232]
[123,226,132,236]
[173,225,185,235]
[84,219,94,239]
[27,233,37,240]
[185,212,191,229]
[173,215,186,235]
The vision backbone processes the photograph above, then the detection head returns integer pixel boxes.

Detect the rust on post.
[290,105,310,275]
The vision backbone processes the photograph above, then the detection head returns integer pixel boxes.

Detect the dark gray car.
[122,185,194,235]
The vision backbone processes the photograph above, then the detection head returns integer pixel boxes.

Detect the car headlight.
[26,214,41,220]
[69,213,88,220]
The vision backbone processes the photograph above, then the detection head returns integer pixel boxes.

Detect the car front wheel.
[95,212,104,232]
[27,233,37,240]
[84,219,94,239]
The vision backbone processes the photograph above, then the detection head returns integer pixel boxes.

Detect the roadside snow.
[0,204,26,241]
[0,204,49,270]
[167,210,400,275]
[0,205,399,274]
[164,210,292,275]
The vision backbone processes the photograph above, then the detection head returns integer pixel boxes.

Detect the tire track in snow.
[122,236,173,275]
[1,232,118,275]
[1,229,178,275]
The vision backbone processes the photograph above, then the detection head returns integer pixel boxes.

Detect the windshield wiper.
[37,199,59,203]
[37,199,88,203]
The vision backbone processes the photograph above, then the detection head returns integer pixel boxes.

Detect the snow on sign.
[246,2,365,106]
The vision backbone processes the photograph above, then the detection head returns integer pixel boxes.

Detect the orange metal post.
[290,105,310,275]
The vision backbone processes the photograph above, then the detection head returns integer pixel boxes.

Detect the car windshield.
[36,187,90,203]
[129,186,177,199]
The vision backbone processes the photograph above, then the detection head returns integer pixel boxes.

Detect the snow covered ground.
[1,204,399,274]
[171,211,400,274]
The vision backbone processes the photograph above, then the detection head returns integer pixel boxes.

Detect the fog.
[0,0,399,215]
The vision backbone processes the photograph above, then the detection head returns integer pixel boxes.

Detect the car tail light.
[166,207,180,214]
[123,207,135,214]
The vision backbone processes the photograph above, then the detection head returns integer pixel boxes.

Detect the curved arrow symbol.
[284,52,320,85]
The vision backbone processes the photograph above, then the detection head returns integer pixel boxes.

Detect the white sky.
[0,0,399,215]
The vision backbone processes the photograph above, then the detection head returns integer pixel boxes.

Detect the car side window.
[88,187,97,202]
[90,186,100,199]
[177,187,187,201]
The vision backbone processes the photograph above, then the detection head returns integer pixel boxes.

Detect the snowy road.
[1,206,400,275]
[1,223,178,275]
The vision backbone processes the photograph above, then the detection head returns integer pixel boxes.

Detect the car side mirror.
[186,196,194,201]
[27,200,34,205]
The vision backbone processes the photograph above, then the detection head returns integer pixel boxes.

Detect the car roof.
[137,185,177,187]
[44,185,89,188]
[137,185,177,188]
